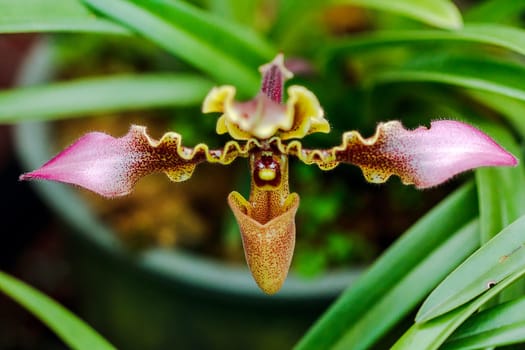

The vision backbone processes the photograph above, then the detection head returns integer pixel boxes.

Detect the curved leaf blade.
[0,74,214,122]
[274,0,462,43]
[392,266,525,350]
[83,0,274,94]
[474,124,525,244]
[0,0,129,34]
[417,214,525,323]
[474,123,525,302]
[339,0,462,29]
[444,322,525,350]
[442,297,525,349]
[323,24,525,60]
[371,55,525,102]
[122,0,275,65]
[465,0,525,23]
[332,220,479,350]
[205,0,258,33]
[295,183,478,350]
[0,270,116,350]
[468,91,525,138]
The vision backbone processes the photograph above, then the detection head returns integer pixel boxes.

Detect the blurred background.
[0,34,68,349]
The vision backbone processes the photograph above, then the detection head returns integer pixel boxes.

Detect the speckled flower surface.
[21,54,517,294]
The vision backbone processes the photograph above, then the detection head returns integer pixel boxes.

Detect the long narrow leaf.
[442,297,525,349]
[417,214,525,323]
[322,24,525,61]
[474,124,525,301]
[0,74,213,122]
[332,220,479,350]
[0,270,116,350]
[83,0,274,94]
[337,0,462,29]
[124,0,275,65]
[371,55,525,102]
[0,0,128,34]
[295,183,477,349]
[467,91,525,139]
[465,0,525,23]
[205,0,257,27]
[392,266,525,350]
[273,0,462,43]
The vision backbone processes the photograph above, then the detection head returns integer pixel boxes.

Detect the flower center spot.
[253,154,281,188]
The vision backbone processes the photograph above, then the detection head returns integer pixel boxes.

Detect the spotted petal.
[228,191,300,295]
[20,125,255,197]
[284,120,517,188]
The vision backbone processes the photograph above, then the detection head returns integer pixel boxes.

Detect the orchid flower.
[21,54,517,294]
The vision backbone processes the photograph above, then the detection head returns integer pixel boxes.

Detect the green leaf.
[323,24,525,60]
[0,0,129,34]
[474,123,525,302]
[336,0,463,29]
[442,297,525,349]
[417,214,525,323]
[0,270,116,350]
[467,91,525,138]
[83,0,275,95]
[205,0,257,27]
[332,220,479,350]
[370,54,525,102]
[465,0,525,23]
[0,74,213,122]
[272,0,462,51]
[295,183,478,350]
[392,266,525,350]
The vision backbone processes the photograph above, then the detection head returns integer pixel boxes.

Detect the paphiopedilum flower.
[21,54,517,294]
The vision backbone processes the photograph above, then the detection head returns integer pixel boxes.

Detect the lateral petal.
[334,120,517,188]
[20,125,254,197]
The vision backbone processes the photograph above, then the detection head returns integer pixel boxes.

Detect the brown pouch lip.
[228,191,300,294]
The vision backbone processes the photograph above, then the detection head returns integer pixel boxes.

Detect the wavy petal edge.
[273,120,518,187]
[20,125,259,197]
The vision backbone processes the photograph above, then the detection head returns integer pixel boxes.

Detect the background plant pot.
[14,41,363,350]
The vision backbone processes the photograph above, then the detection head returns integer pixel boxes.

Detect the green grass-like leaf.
[467,91,525,138]
[0,0,129,34]
[82,0,274,95]
[465,0,525,23]
[322,24,525,60]
[371,55,525,102]
[474,124,525,302]
[442,297,525,349]
[331,219,479,350]
[295,183,477,349]
[205,0,257,27]
[0,270,116,350]
[392,265,525,350]
[417,214,525,323]
[272,0,462,52]
[337,0,462,29]
[274,0,461,42]
[0,74,213,122]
